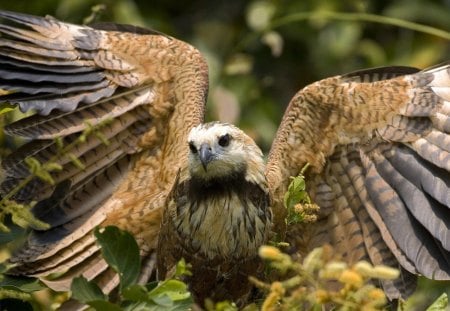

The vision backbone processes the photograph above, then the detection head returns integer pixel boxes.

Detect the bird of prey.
[0,9,449,306]
[157,122,272,305]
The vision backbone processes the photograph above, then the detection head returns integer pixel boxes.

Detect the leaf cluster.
[284,164,320,226]
[70,226,192,311]
[0,226,193,310]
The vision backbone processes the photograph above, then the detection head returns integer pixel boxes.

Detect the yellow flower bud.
[339,270,363,288]
[271,281,285,295]
[304,203,320,213]
[294,203,305,213]
[320,261,347,279]
[315,289,330,303]
[354,261,375,277]
[303,247,323,273]
[302,214,318,223]
[259,245,282,261]
[261,282,285,311]
[368,288,386,301]
[372,265,400,280]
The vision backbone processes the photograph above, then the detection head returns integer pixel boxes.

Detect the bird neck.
[172,168,271,260]
[189,170,246,193]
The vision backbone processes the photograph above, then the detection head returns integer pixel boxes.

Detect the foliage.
[255,245,393,310]
[94,226,141,291]
[0,226,193,310]
[425,293,448,311]
[68,226,193,311]
[254,244,448,311]
[283,164,320,226]
[0,225,448,310]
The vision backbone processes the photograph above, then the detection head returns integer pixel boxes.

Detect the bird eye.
[189,142,197,153]
[218,134,231,147]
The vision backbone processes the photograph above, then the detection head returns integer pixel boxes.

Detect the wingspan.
[266,64,450,299]
[0,10,208,292]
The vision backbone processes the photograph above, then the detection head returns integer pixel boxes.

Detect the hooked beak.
[199,143,214,171]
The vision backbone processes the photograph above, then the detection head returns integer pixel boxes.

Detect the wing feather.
[385,145,449,207]
[344,160,417,274]
[3,112,149,178]
[1,10,208,293]
[369,145,450,250]
[268,64,450,298]
[361,149,450,278]
[0,55,96,73]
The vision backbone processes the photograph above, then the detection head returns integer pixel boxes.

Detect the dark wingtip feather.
[362,150,450,279]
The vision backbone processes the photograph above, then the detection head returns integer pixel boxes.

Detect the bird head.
[187,122,266,184]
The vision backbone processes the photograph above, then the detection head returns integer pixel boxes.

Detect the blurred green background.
[0,0,449,309]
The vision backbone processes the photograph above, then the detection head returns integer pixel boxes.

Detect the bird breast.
[172,177,271,260]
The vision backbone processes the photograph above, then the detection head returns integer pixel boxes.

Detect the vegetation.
[0,224,448,310]
[0,0,449,309]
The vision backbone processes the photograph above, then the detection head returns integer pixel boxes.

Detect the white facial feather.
[187,122,266,184]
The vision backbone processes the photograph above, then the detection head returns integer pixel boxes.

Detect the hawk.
[0,10,449,306]
[157,122,272,305]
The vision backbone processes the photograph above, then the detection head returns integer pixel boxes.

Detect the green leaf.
[151,295,173,307]
[123,301,154,311]
[94,226,141,291]
[122,284,149,302]
[123,300,193,311]
[284,175,307,209]
[0,103,16,115]
[43,162,63,172]
[55,137,64,150]
[426,293,448,311]
[211,301,239,311]
[122,282,192,310]
[145,281,159,292]
[6,201,49,230]
[0,275,46,293]
[95,131,111,146]
[71,276,106,303]
[174,258,192,277]
[68,153,86,170]
[283,165,316,226]
[148,279,191,303]
[88,300,123,311]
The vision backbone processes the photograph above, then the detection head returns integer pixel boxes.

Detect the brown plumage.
[157,123,271,305]
[0,10,449,307]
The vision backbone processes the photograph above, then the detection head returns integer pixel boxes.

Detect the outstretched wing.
[0,11,208,292]
[266,64,450,299]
